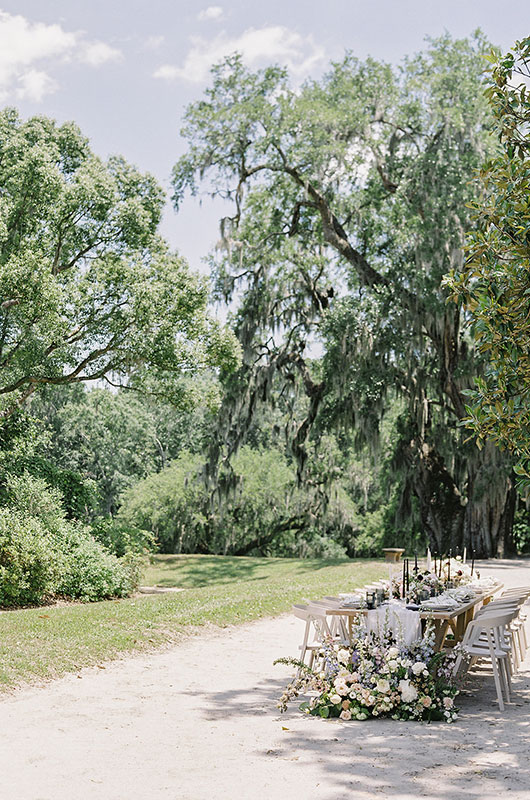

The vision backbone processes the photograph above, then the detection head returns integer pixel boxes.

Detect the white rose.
[337,649,350,665]
[388,647,399,658]
[340,709,352,720]
[388,660,398,672]
[398,679,418,703]
[329,693,342,705]
[376,679,390,694]
[412,661,427,675]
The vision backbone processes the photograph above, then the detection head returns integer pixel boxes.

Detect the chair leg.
[521,622,528,660]
[503,654,512,698]
[490,655,505,711]
[488,635,505,711]
[517,626,526,661]
[453,653,463,677]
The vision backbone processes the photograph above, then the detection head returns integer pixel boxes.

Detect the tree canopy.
[447,37,530,487]
[173,32,516,556]
[0,109,239,417]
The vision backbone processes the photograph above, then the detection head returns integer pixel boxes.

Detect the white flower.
[337,649,350,665]
[376,679,390,694]
[398,679,418,703]
[388,647,399,658]
[443,696,454,709]
[387,660,398,672]
[340,709,352,720]
[329,693,342,705]
[412,661,427,675]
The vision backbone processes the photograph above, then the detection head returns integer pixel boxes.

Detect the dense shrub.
[55,526,131,601]
[0,508,63,606]
[0,475,135,607]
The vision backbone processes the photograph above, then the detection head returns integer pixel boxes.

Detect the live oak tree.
[173,33,516,557]
[0,110,239,417]
[447,37,530,491]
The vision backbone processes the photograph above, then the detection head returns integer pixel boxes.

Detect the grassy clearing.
[0,555,385,691]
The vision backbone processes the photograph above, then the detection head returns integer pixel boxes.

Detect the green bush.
[0,508,63,606]
[0,474,135,607]
[55,526,131,601]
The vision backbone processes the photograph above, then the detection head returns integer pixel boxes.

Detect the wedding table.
[417,582,503,650]
[325,581,503,651]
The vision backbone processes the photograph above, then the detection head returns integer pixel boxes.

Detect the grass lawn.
[0,555,386,691]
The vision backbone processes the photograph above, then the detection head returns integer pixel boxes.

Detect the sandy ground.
[1,560,529,800]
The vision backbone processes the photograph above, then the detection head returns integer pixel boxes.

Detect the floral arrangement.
[378,577,402,600]
[407,570,444,603]
[275,626,459,723]
[442,558,473,587]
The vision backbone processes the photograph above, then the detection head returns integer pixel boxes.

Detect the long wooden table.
[326,582,503,650]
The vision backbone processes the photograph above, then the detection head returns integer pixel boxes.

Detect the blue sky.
[0,1,527,273]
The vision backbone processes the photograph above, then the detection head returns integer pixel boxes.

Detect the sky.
[0,1,527,275]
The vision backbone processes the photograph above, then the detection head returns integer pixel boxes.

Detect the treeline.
[2,33,530,607]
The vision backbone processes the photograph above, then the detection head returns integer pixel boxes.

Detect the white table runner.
[365,602,422,645]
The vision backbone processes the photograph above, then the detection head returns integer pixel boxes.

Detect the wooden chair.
[309,599,350,642]
[291,604,334,673]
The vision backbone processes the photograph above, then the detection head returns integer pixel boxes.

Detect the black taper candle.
[414,552,418,573]
[471,549,474,576]
[402,557,406,598]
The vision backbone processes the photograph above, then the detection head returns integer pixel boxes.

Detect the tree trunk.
[409,439,516,557]
[463,444,516,557]
[410,440,465,554]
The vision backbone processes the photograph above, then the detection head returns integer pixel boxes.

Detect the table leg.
[433,620,450,651]
[454,611,468,643]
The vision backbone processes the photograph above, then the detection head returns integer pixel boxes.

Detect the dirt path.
[1,560,529,800]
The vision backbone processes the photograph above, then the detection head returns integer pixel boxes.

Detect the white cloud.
[143,35,165,50]
[153,25,325,84]
[197,6,224,22]
[80,42,122,67]
[153,64,179,80]
[16,68,57,102]
[0,10,123,102]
